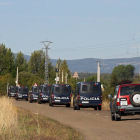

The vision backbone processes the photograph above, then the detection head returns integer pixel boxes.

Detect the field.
[0,96,83,140]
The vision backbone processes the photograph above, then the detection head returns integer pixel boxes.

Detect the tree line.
[0,43,138,99]
[0,44,77,95]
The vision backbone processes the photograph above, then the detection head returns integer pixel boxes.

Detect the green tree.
[28,50,45,79]
[59,60,71,83]
[15,51,28,73]
[0,44,15,76]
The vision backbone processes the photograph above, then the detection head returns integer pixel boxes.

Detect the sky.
[1,0,140,60]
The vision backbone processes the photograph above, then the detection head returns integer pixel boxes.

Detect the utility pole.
[56,63,58,84]
[16,67,18,86]
[62,70,64,83]
[40,39,53,85]
[65,72,67,84]
[97,61,101,82]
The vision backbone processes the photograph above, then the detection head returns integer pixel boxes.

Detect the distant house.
[73,71,79,80]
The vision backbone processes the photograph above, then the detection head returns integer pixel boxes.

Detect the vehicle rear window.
[54,86,60,93]
[62,85,71,94]
[10,86,18,92]
[81,83,101,93]
[120,85,140,96]
[43,86,51,93]
[33,87,38,93]
[19,87,28,93]
[90,83,101,93]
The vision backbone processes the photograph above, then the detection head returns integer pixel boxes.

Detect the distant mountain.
[50,57,140,74]
[21,54,140,73]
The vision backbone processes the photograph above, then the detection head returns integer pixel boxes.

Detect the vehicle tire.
[66,104,70,107]
[26,98,28,101]
[38,99,42,104]
[73,101,77,110]
[15,97,18,100]
[114,113,121,121]
[49,98,53,107]
[77,102,80,110]
[130,92,140,107]
[110,109,115,121]
[29,99,32,103]
[98,105,102,110]
[94,107,97,110]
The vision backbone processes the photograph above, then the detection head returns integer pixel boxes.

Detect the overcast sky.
[1,0,140,60]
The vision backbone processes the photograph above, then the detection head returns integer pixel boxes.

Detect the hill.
[22,54,140,74]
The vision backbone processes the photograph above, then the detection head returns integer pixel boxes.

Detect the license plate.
[43,98,48,100]
[33,98,37,99]
[18,95,22,98]
[82,101,89,103]
[120,101,127,106]
[55,100,60,102]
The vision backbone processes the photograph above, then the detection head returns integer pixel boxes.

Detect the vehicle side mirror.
[108,94,112,99]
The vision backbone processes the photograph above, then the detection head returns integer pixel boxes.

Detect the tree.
[15,51,28,73]
[111,64,135,81]
[28,50,45,79]
[59,60,71,83]
[0,44,15,76]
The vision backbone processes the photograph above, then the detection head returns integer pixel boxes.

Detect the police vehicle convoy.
[8,86,18,97]
[28,83,39,103]
[49,84,71,107]
[38,84,51,104]
[15,86,29,101]
[73,82,102,110]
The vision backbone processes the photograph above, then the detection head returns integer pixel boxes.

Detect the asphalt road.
[13,100,140,140]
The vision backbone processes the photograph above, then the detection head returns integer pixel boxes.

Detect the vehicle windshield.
[81,83,101,94]
[43,86,51,93]
[120,85,140,96]
[10,86,18,92]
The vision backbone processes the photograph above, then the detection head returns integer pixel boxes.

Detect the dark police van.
[8,86,18,97]
[73,82,102,110]
[15,86,29,101]
[38,85,51,104]
[49,84,71,107]
[28,86,39,103]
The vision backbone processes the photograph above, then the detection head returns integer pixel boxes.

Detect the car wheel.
[77,101,80,110]
[66,104,70,107]
[15,98,18,100]
[130,92,140,107]
[26,98,28,101]
[38,99,42,104]
[114,113,121,121]
[94,107,97,110]
[73,101,77,110]
[98,105,102,110]
[29,99,32,103]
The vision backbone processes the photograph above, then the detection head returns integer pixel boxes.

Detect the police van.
[8,86,18,97]
[73,82,102,110]
[29,85,39,103]
[38,85,51,104]
[15,86,29,101]
[49,84,71,107]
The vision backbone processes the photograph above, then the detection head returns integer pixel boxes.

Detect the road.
[13,100,140,140]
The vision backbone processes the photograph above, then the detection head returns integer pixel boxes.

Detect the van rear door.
[80,82,102,106]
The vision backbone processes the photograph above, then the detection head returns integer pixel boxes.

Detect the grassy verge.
[102,99,110,110]
[0,96,83,140]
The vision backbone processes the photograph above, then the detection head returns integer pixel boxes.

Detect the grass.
[102,99,110,110]
[0,96,83,140]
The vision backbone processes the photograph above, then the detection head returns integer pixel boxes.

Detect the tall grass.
[0,96,18,138]
[0,97,83,140]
